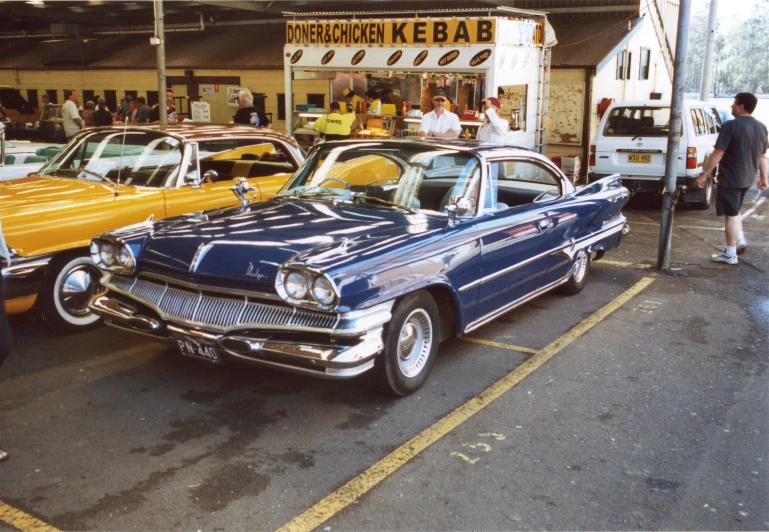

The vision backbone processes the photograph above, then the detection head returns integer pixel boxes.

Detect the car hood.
[142,199,446,289]
[0,175,117,209]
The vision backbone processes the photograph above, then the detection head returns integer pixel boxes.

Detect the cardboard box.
[560,156,581,182]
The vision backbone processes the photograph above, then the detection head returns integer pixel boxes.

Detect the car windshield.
[603,106,671,137]
[276,143,481,214]
[40,130,184,187]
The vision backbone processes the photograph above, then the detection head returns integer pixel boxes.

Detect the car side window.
[485,159,561,212]
[196,140,298,184]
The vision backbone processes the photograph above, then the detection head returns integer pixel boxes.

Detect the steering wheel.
[318,177,352,189]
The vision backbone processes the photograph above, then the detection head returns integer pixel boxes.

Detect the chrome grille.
[108,275,339,331]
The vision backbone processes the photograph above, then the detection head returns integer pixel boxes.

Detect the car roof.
[318,138,538,157]
[84,123,301,147]
[609,100,712,108]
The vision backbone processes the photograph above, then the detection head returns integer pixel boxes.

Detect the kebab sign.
[287,19,497,46]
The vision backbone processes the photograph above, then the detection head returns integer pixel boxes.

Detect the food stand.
[284,9,555,151]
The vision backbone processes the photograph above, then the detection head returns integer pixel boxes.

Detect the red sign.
[214,84,219,93]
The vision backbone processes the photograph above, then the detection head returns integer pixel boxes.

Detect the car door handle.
[537,219,552,231]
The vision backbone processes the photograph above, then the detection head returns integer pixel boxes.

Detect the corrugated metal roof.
[550,15,644,68]
[0,25,286,70]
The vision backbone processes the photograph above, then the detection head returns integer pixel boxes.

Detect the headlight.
[285,271,309,299]
[99,241,118,267]
[311,276,335,306]
[117,245,134,269]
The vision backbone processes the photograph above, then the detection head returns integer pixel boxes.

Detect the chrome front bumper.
[90,292,393,379]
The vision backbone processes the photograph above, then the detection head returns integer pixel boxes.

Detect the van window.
[691,109,707,136]
[702,107,717,134]
[603,106,671,137]
[710,106,723,131]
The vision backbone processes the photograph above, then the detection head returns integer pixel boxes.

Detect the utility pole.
[153,0,167,127]
[657,0,692,270]
[700,0,718,101]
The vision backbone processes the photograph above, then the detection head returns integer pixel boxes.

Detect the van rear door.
[594,106,679,179]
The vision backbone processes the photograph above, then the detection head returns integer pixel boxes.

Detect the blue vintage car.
[89,140,629,395]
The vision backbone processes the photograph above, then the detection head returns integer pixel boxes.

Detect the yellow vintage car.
[0,124,304,330]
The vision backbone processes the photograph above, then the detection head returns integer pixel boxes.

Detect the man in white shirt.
[476,97,509,143]
[61,89,83,141]
[419,88,460,139]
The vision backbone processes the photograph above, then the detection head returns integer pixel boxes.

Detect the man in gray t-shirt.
[699,92,768,264]
[133,97,151,123]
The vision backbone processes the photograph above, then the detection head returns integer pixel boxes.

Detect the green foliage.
[686,0,769,94]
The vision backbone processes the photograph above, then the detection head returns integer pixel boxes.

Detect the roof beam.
[191,1,279,12]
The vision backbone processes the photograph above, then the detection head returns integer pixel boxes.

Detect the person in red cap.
[476,96,509,143]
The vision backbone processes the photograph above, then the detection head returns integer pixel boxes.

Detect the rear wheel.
[376,291,440,396]
[691,174,714,210]
[38,254,103,331]
[560,252,591,295]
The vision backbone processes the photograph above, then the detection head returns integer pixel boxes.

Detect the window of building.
[46,90,58,104]
[639,48,651,80]
[104,90,117,113]
[307,93,325,109]
[147,90,159,106]
[277,94,286,120]
[27,89,38,108]
[83,90,95,104]
[124,90,138,101]
[616,51,627,79]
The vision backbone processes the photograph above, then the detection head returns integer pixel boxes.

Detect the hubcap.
[572,254,588,283]
[397,309,433,378]
[58,264,102,318]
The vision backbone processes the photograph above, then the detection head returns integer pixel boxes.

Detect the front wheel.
[560,252,591,295]
[38,254,104,331]
[376,291,440,396]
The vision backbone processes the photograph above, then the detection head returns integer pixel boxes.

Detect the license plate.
[628,154,652,163]
[174,337,222,364]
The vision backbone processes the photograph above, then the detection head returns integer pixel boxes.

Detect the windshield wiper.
[350,193,415,212]
[78,167,114,185]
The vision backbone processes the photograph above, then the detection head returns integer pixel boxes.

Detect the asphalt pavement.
[0,188,767,531]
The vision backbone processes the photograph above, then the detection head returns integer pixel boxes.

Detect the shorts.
[715,186,749,217]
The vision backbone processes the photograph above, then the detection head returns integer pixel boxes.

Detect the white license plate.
[628,153,652,163]
[174,337,222,364]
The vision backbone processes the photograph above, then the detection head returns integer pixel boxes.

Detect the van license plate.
[174,337,222,364]
[628,154,652,163]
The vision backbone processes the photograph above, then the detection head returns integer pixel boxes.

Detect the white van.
[589,100,722,209]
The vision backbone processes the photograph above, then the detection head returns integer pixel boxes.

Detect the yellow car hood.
[0,175,118,209]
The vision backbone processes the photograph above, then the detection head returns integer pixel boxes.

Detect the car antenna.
[114,115,129,197]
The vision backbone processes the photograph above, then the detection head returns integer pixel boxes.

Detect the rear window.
[603,106,671,137]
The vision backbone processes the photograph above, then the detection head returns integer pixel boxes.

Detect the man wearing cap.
[342,88,365,114]
[313,102,358,141]
[476,97,509,143]
[419,88,461,139]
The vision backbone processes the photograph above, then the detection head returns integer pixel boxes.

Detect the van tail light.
[686,147,697,169]
[589,144,596,167]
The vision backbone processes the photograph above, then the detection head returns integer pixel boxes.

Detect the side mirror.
[451,195,472,215]
[203,170,218,183]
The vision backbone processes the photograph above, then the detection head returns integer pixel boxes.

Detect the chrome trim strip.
[465,276,570,333]
[223,351,375,379]
[459,218,626,293]
[459,243,568,293]
[1,258,52,278]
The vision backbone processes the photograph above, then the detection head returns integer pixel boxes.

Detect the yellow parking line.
[459,337,540,355]
[276,276,656,532]
[0,500,60,532]
[596,259,653,269]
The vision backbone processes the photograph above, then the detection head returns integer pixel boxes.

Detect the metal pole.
[699,0,718,101]
[657,0,693,270]
[154,0,167,127]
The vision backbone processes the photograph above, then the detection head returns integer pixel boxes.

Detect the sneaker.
[711,251,738,265]
[736,244,747,256]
